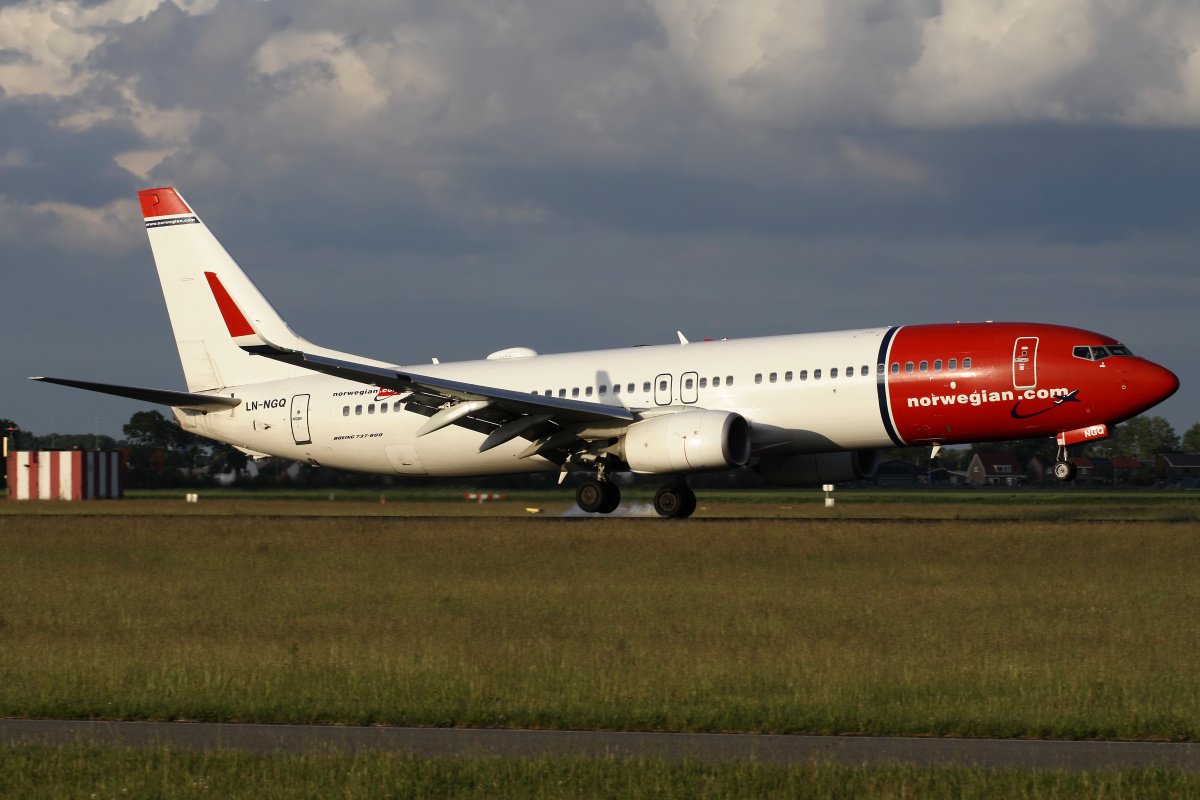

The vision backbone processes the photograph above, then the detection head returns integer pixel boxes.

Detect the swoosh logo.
[1010,389,1080,419]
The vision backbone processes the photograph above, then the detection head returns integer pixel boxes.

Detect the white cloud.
[0,195,143,255]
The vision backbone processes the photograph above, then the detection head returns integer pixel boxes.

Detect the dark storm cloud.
[3,0,1200,436]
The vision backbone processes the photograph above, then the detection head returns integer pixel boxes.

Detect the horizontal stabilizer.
[31,377,241,412]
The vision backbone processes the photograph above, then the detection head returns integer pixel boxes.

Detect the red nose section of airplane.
[1128,359,1180,415]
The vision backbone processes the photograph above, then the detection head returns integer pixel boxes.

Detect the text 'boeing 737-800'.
[33,187,1180,516]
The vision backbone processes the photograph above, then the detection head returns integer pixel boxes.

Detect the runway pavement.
[3,719,1200,771]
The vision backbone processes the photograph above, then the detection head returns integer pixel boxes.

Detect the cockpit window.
[1074,344,1134,361]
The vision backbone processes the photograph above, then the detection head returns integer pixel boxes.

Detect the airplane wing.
[206,270,634,458]
[30,377,241,412]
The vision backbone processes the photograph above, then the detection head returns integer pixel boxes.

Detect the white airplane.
[34,188,1179,516]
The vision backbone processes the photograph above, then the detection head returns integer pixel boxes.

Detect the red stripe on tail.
[138,188,192,218]
[204,272,256,338]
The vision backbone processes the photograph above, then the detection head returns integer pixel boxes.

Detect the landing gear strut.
[653,482,697,519]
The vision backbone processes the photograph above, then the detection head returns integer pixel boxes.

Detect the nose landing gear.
[1053,444,1077,482]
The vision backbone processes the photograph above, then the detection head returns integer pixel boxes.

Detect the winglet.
[203,271,279,354]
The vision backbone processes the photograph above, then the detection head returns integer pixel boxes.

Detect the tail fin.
[139,187,388,390]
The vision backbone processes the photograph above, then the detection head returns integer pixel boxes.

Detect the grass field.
[3,511,1200,740]
[4,746,1200,799]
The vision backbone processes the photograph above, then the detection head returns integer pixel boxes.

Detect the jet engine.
[756,449,881,486]
[620,410,752,474]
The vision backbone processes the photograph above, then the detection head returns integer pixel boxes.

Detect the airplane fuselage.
[177,322,1177,477]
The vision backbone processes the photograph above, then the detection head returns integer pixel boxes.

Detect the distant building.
[1156,454,1200,488]
[967,453,1025,486]
[1027,456,1055,482]
[5,451,123,500]
[872,458,925,486]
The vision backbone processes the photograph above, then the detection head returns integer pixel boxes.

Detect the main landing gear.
[575,479,622,514]
[653,482,697,519]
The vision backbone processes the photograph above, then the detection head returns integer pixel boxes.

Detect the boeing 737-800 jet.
[34,187,1179,517]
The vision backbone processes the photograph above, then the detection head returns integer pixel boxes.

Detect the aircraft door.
[680,371,699,404]
[1013,337,1038,389]
[655,373,673,406]
[290,394,312,445]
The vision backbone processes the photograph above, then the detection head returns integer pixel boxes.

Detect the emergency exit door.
[290,394,312,445]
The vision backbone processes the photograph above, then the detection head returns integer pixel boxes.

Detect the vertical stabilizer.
[139,187,391,391]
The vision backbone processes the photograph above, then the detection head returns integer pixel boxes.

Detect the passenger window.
[559,389,566,397]
[394,401,402,412]
[612,384,620,395]
[586,386,593,397]
[769,372,777,383]
[599,385,607,395]
[785,371,793,382]
[800,370,808,381]
[830,368,838,378]
[685,378,694,389]
[934,359,942,371]
[877,364,884,376]
[891,363,899,374]
[545,390,552,396]
[963,358,972,370]
[814,369,822,380]
[380,403,387,413]
[368,404,375,414]
[570,388,577,397]
[699,377,708,388]
[846,366,854,377]
[755,373,763,384]
[713,376,720,387]
[905,362,914,373]
[726,376,734,386]
[919,361,928,372]
[644,382,651,392]
[628,383,635,393]
[948,358,957,370]
[862,365,869,376]
[355,405,362,415]
[658,379,667,391]
[343,406,349,416]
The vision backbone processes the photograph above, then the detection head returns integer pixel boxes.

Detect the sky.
[2,0,1198,440]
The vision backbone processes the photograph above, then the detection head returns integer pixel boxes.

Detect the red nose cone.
[1139,360,1180,408]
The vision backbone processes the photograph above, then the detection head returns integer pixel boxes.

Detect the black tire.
[576,480,606,513]
[653,485,682,517]
[678,487,697,519]
[598,482,621,514]
[1053,460,1077,481]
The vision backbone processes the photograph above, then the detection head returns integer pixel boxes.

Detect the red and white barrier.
[6,451,124,500]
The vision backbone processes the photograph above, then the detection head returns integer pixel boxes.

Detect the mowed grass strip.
[2,516,1200,739]
[4,747,1200,800]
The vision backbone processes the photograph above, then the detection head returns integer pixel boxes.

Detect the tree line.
[3,411,1198,490]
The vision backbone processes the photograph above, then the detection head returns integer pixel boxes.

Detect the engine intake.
[620,410,751,474]
[756,449,882,486]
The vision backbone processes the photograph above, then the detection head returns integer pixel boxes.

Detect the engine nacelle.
[756,449,882,486]
[620,410,751,474]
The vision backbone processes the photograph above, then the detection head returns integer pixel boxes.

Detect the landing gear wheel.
[653,485,697,519]
[678,487,697,519]
[1053,460,1077,481]
[598,482,621,514]
[576,480,606,513]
